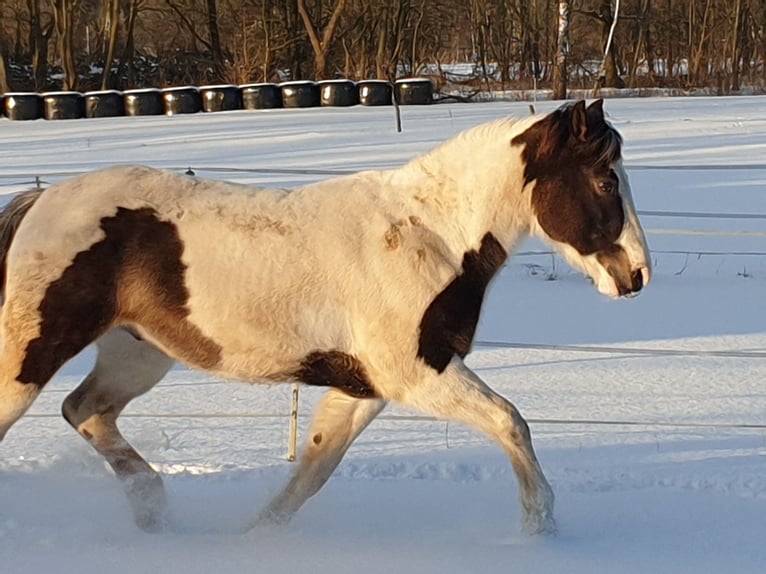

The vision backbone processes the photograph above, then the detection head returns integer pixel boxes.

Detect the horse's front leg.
[399,359,556,535]
[256,388,386,526]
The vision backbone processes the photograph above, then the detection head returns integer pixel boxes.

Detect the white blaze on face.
[589,162,651,298]
[613,163,652,289]
[538,161,652,299]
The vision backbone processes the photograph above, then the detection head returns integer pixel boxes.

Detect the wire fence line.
[26,338,766,422]
[21,411,766,431]
[17,336,766,460]
[472,340,766,359]
[5,161,766,181]
[2,167,766,242]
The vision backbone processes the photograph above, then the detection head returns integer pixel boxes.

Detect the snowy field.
[1,97,765,573]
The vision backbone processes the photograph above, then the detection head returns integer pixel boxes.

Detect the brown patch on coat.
[17,208,221,386]
[231,214,290,236]
[408,215,423,226]
[293,350,378,399]
[511,100,625,256]
[384,223,403,250]
[313,433,323,445]
[417,232,507,373]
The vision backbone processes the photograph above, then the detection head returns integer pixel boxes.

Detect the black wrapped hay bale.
[124,89,164,116]
[200,85,241,112]
[84,90,124,118]
[162,86,201,115]
[319,80,358,107]
[42,91,85,120]
[357,80,392,106]
[3,92,43,121]
[280,81,320,108]
[240,83,283,109]
[395,78,434,105]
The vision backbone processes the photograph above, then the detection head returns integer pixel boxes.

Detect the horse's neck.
[396,124,533,257]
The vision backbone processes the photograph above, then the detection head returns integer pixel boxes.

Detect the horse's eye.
[598,180,616,195]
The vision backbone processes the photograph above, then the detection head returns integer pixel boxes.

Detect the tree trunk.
[690,0,712,87]
[518,0,532,81]
[52,0,78,91]
[101,0,121,90]
[599,0,624,89]
[261,0,273,82]
[0,50,10,93]
[552,0,570,100]
[629,0,652,88]
[207,0,224,77]
[730,0,743,91]
[28,0,52,90]
[117,0,139,87]
[375,8,389,79]
[297,0,347,80]
[644,0,654,84]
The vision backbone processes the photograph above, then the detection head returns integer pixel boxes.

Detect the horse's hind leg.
[62,328,174,531]
[400,361,556,535]
[0,353,43,442]
[0,306,88,441]
[257,388,386,525]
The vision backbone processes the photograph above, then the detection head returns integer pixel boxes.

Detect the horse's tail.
[0,188,45,298]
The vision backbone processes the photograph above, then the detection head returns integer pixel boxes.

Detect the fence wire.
[21,411,766,431]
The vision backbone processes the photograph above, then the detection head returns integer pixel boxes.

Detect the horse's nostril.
[630,268,644,292]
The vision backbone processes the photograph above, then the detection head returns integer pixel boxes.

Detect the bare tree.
[2,0,765,94]
[729,0,744,91]
[296,0,347,79]
[29,0,54,89]
[0,48,10,93]
[116,0,139,86]
[101,0,120,89]
[588,0,625,88]
[689,0,713,87]
[51,0,78,90]
[628,0,653,87]
[206,0,223,74]
[552,0,570,99]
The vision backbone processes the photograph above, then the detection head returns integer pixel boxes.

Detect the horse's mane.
[404,103,622,181]
[403,115,531,176]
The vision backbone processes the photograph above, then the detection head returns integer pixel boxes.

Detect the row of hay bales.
[0,78,435,121]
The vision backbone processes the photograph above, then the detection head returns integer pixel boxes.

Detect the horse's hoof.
[250,507,291,530]
[522,513,557,536]
[135,512,168,533]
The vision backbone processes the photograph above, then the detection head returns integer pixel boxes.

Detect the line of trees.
[0,1,764,96]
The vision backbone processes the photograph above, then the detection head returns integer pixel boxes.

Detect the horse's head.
[512,99,651,298]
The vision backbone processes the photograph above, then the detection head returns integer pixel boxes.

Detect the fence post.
[287,383,300,461]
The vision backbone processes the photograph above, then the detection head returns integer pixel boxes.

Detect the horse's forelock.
[584,116,623,167]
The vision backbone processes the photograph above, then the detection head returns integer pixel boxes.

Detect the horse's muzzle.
[598,248,649,298]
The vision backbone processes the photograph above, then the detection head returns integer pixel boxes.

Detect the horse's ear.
[570,100,588,141]
[587,99,605,123]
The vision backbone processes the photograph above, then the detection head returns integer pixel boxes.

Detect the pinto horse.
[0,100,650,535]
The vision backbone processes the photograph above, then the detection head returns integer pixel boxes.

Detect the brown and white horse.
[0,100,650,535]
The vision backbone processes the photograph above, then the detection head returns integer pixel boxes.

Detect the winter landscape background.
[0,96,765,573]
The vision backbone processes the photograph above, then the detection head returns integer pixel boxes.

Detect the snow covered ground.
[1,97,765,573]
